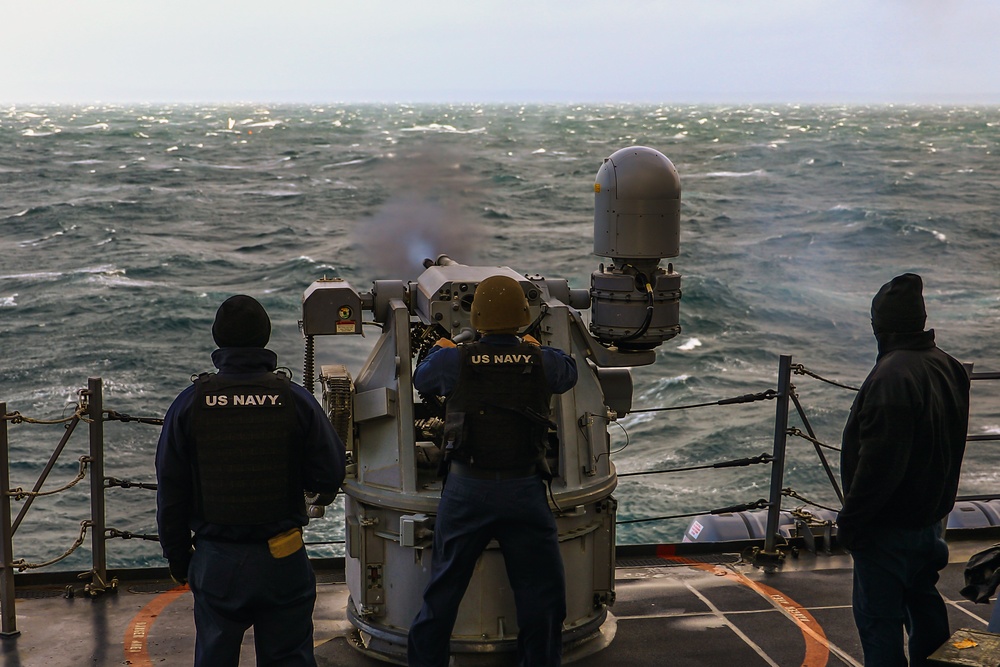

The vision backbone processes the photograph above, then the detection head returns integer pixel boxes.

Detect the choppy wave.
[2,103,999,566]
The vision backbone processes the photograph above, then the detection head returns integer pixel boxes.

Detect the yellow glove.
[522,334,540,346]
[435,337,457,348]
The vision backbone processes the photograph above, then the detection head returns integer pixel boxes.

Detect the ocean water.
[2,103,999,571]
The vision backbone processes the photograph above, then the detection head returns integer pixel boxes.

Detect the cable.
[630,389,777,414]
[589,415,630,463]
[617,498,770,525]
[617,453,772,477]
[791,363,860,392]
[617,275,654,343]
[782,487,840,513]
[608,420,630,455]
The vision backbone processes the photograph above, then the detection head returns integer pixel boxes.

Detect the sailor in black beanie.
[211,294,272,348]
[839,273,970,667]
[156,295,345,667]
[870,272,927,335]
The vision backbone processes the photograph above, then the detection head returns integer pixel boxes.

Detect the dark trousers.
[188,538,318,667]
[850,523,950,667]
[407,473,566,667]
[989,598,1000,632]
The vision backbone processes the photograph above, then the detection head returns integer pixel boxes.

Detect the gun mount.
[300,146,682,663]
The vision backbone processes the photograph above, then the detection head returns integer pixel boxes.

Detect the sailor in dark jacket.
[839,273,970,667]
[407,275,577,667]
[156,295,345,667]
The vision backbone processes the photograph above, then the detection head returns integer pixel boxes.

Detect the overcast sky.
[5,0,1000,105]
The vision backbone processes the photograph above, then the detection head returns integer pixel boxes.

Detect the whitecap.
[677,338,702,351]
[80,123,109,130]
[0,270,63,281]
[1,294,17,307]
[400,123,457,133]
[653,374,691,388]
[203,163,249,171]
[65,264,121,277]
[245,190,301,198]
[323,158,370,168]
[620,411,657,428]
[86,274,161,288]
[702,169,768,178]
[18,228,67,247]
[398,124,486,135]
[908,225,947,243]
[246,120,282,128]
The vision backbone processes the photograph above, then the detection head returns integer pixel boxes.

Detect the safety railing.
[614,354,845,544]
[2,360,997,637]
[616,354,999,563]
[0,378,162,637]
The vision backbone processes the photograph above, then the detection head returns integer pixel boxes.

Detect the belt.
[448,461,538,481]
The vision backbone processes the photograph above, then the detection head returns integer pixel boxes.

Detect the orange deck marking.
[123,584,189,666]
[657,547,830,667]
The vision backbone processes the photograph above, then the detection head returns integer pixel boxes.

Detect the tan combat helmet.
[470,275,531,334]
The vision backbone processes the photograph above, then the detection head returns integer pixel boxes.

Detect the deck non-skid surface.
[2,548,996,666]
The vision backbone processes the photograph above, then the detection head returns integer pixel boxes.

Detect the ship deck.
[3,535,998,667]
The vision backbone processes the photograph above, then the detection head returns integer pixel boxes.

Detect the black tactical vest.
[445,341,552,470]
[190,372,302,525]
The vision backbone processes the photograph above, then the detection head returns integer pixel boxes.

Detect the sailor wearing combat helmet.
[407,275,578,667]
[155,295,345,667]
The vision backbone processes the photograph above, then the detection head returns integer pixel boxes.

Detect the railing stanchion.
[763,355,793,555]
[0,403,19,637]
[88,378,108,589]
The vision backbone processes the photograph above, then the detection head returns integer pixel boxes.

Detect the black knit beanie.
[871,273,926,334]
[212,295,271,348]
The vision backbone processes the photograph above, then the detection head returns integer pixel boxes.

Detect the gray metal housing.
[594,146,680,263]
[307,261,632,663]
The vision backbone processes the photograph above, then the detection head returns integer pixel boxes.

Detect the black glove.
[168,550,193,585]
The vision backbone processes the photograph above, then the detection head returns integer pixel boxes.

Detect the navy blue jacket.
[414,334,577,398]
[156,347,345,565]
